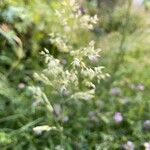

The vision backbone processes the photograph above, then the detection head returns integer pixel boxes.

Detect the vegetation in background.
[0,0,150,149]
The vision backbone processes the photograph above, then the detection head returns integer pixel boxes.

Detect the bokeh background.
[0,0,150,149]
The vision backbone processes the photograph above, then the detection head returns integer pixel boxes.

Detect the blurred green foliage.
[0,0,150,149]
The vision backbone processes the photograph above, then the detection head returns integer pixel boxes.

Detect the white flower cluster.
[79,14,98,30]
[33,125,57,135]
[33,39,108,102]
[70,41,101,63]
[55,0,98,32]
[30,0,108,118]
[50,33,71,52]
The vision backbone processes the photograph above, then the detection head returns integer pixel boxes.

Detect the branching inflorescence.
[29,0,108,134]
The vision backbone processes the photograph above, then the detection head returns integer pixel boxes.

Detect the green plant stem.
[42,93,64,145]
[106,0,132,89]
[6,58,21,77]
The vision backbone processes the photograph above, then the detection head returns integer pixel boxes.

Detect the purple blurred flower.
[122,141,135,150]
[144,142,150,150]
[136,83,145,91]
[62,116,69,123]
[113,112,123,123]
[60,59,67,65]
[53,104,62,116]
[110,87,122,96]
[143,120,150,130]
[88,111,98,122]
[18,83,25,89]
[79,7,86,14]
